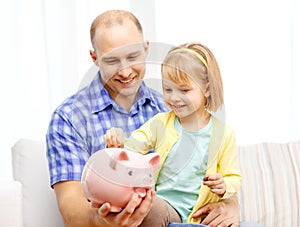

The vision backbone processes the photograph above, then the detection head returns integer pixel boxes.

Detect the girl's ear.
[204,82,211,97]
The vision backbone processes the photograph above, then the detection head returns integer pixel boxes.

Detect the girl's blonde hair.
[161,42,224,112]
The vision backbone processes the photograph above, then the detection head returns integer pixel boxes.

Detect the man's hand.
[192,195,240,227]
[54,181,155,227]
[98,189,155,227]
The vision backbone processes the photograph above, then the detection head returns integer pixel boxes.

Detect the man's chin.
[120,84,141,95]
[116,88,139,99]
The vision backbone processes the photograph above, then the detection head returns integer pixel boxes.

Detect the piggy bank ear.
[117,151,130,161]
[148,153,160,167]
[110,150,129,169]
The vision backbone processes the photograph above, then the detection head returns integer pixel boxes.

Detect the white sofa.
[1,138,299,227]
[10,139,65,227]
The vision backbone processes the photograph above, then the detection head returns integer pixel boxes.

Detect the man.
[47,9,245,227]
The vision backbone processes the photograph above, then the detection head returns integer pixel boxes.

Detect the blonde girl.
[104,42,242,226]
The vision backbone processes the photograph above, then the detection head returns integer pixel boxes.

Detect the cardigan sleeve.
[124,114,167,154]
[218,126,242,199]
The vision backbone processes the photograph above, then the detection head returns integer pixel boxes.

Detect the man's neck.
[115,95,136,112]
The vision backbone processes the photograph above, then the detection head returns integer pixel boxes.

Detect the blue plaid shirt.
[46,72,169,186]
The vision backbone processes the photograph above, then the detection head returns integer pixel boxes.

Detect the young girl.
[104,42,242,225]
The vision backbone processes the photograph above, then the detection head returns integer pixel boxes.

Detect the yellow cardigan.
[125,111,242,223]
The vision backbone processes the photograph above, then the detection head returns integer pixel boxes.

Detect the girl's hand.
[203,173,226,197]
[104,127,125,148]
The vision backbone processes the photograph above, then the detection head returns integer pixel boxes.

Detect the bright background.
[1,0,299,180]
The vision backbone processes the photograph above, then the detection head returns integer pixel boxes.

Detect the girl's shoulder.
[153,111,176,121]
[211,116,235,136]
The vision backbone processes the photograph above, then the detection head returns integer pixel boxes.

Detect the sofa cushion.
[238,140,300,226]
[12,139,64,227]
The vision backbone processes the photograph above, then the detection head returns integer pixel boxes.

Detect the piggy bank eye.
[128,170,133,176]
[149,173,152,178]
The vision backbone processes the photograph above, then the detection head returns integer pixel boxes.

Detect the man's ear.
[143,40,150,55]
[89,50,98,65]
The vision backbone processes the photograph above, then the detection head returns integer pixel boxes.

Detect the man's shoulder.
[54,87,91,116]
[55,72,103,114]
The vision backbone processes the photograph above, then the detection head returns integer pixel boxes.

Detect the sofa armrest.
[0,180,23,227]
[11,138,64,227]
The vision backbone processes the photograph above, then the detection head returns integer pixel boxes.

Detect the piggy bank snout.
[132,171,155,187]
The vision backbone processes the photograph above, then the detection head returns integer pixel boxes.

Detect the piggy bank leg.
[134,188,147,197]
[110,206,123,212]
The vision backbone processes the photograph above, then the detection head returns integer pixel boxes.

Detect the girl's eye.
[181,89,190,93]
[164,88,172,93]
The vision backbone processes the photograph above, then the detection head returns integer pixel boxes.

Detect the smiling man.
[46,10,168,227]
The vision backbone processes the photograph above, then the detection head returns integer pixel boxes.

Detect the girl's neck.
[178,111,211,131]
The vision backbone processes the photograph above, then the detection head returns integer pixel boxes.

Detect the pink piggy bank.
[81,148,160,212]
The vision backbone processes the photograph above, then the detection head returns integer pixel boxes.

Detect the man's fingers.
[98,202,111,216]
[192,203,211,218]
[207,216,235,227]
[200,208,219,225]
[131,190,155,225]
[117,190,154,226]
[230,224,239,227]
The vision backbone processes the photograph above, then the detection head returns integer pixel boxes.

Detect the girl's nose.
[170,91,181,101]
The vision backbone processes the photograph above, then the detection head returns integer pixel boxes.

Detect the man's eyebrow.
[128,50,141,55]
[101,50,141,61]
[102,56,117,61]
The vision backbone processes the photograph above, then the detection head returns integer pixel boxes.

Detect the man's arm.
[53,181,155,227]
[192,195,240,227]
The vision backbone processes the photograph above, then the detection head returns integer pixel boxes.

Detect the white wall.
[1,0,299,181]
[0,0,131,181]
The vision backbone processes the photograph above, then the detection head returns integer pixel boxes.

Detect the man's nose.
[118,60,133,77]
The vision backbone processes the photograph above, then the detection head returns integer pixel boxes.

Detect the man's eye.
[128,55,139,61]
[106,60,118,65]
